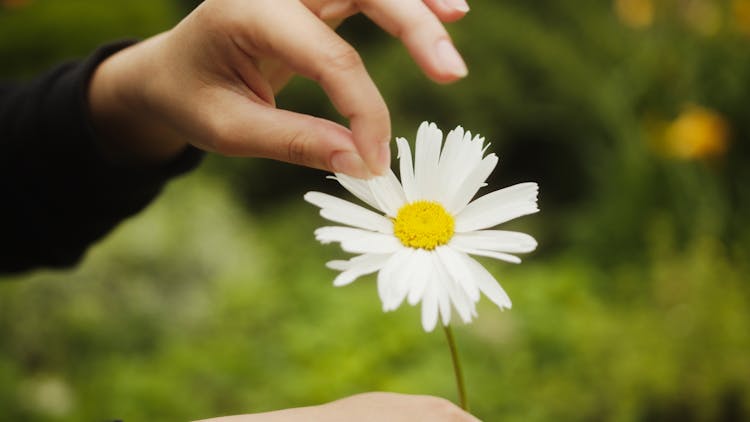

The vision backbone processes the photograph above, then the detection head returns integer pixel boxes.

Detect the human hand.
[194,392,481,421]
[89,0,470,178]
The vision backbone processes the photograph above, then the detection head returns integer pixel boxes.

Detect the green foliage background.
[1,0,749,420]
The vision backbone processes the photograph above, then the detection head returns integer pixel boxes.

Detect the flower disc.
[393,200,454,250]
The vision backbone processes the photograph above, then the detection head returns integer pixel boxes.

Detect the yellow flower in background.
[663,105,730,160]
[305,122,539,332]
[733,0,750,35]
[614,0,655,29]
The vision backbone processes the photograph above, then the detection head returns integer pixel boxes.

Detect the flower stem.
[442,325,468,411]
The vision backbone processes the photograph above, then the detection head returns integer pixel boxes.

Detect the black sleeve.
[0,41,205,274]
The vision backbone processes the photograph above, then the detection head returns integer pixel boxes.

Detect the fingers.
[305,0,469,22]
[304,0,469,82]
[239,0,391,176]
[258,19,345,95]
[328,392,483,421]
[357,0,468,83]
[422,0,470,22]
[206,92,372,178]
[188,0,471,178]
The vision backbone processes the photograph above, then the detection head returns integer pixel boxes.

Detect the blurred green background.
[1,0,749,420]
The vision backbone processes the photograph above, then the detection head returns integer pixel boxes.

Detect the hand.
[89,0,470,178]
[194,392,482,421]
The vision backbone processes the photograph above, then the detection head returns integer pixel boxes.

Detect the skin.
[88,0,469,178]
[89,0,478,419]
[194,392,481,421]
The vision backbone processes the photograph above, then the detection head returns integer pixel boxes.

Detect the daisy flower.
[304,122,539,332]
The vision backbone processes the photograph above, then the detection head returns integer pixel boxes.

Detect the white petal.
[396,137,418,202]
[304,191,392,233]
[407,249,432,306]
[455,182,539,232]
[438,126,465,172]
[436,128,490,207]
[434,246,481,302]
[452,230,538,254]
[428,253,454,326]
[445,154,498,214]
[377,249,414,312]
[434,256,475,323]
[331,174,380,211]
[368,171,407,217]
[434,127,466,204]
[414,122,443,200]
[421,279,440,332]
[464,255,512,310]
[455,247,522,264]
[328,253,391,286]
[314,226,402,254]
[437,277,451,326]
[315,226,373,243]
[326,260,352,271]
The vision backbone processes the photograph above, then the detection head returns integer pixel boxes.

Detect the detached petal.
[455,182,539,232]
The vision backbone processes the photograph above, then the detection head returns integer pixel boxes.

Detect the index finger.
[237,0,391,176]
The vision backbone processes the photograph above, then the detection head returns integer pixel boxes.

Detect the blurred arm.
[0,42,203,274]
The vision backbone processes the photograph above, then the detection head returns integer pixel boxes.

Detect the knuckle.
[370,102,391,122]
[190,0,252,35]
[347,96,389,123]
[285,130,311,165]
[323,43,364,76]
[205,114,240,155]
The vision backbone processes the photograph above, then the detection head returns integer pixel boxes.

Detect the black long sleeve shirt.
[0,42,203,274]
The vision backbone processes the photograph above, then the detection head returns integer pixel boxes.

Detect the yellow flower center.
[393,201,455,250]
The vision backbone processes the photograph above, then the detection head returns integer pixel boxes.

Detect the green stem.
[443,325,468,411]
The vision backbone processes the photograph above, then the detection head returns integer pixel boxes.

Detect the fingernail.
[331,151,370,179]
[443,0,470,12]
[318,1,353,19]
[377,142,391,174]
[436,39,468,78]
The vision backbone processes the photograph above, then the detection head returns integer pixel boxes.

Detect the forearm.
[0,41,203,274]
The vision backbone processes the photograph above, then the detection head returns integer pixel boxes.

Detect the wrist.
[88,38,188,165]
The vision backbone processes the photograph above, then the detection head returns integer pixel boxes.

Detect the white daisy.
[304,122,539,332]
